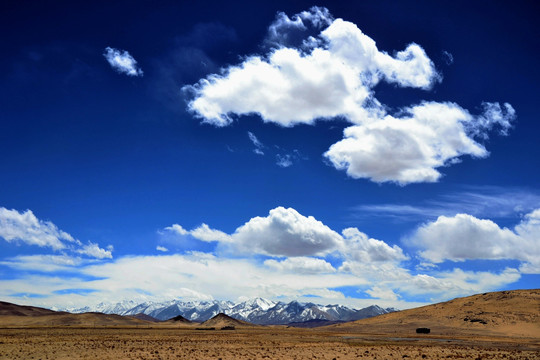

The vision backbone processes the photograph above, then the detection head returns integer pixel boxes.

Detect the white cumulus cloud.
[191,223,232,243]
[103,47,143,76]
[324,102,514,184]
[77,242,113,259]
[410,209,540,272]
[185,12,438,127]
[0,207,112,259]
[184,8,514,185]
[3,206,530,309]
[162,206,408,262]
[230,207,343,257]
[0,207,74,250]
[163,223,231,243]
[164,223,189,236]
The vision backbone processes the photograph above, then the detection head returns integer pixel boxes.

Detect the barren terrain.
[330,289,540,338]
[0,289,538,359]
[0,326,538,360]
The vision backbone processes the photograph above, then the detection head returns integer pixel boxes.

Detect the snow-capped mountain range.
[64,298,397,325]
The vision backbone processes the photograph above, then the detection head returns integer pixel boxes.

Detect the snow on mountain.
[66,299,139,315]
[229,297,277,321]
[66,298,396,324]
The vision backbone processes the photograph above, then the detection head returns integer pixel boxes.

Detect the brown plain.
[0,289,538,359]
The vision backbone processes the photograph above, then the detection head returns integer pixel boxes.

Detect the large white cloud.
[3,250,521,309]
[2,205,530,309]
[322,19,439,90]
[3,206,529,309]
[163,207,345,257]
[0,207,113,259]
[231,207,344,256]
[162,206,411,263]
[0,207,74,250]
[325,102,514,184]
[184,8,514,184]
[185,10,438,127]
[0,252,366,309]
[410,209,540,272]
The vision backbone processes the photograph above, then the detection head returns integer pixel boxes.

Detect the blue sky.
[0,0,538,310]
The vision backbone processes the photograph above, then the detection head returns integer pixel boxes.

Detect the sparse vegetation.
[0,290,538,359]
[0,327,538,360]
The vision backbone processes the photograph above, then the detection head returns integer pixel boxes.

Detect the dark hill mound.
[0,301,153,327]
[166,314,192,323]
[0,301,64,316]
[200,313,254,328]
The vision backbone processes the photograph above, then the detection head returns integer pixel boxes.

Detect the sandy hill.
[0,301,152,327]
[329,289,540,339]
[199,313,255,328]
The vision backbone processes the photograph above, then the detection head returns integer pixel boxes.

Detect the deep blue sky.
[0,0,538,309]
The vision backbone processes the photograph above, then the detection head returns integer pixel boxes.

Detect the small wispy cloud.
[352,186,540,222]
[442,50,454,65]
[103,47,143,76]
[247,132,306,167]
[156,245,169,252]
[247,131,264,155]
[276,154,293,167]
[275,149,305,168]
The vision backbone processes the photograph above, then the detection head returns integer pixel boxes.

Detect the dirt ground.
[0,326,538,360]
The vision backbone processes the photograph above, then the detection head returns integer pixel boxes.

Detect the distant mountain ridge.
[63,298,397,325]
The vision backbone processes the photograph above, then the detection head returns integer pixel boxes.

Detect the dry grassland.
[0,326,538,360]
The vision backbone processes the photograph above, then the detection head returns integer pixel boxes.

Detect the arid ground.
[0,326,539,360]
[0,289,538,359]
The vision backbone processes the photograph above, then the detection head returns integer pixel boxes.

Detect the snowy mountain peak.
[240,297,276,311]
[65,298,396,325]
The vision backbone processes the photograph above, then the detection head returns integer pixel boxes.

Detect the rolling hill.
[0,301,152,327]
[329,289,540,338]
[0,301,64,316]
